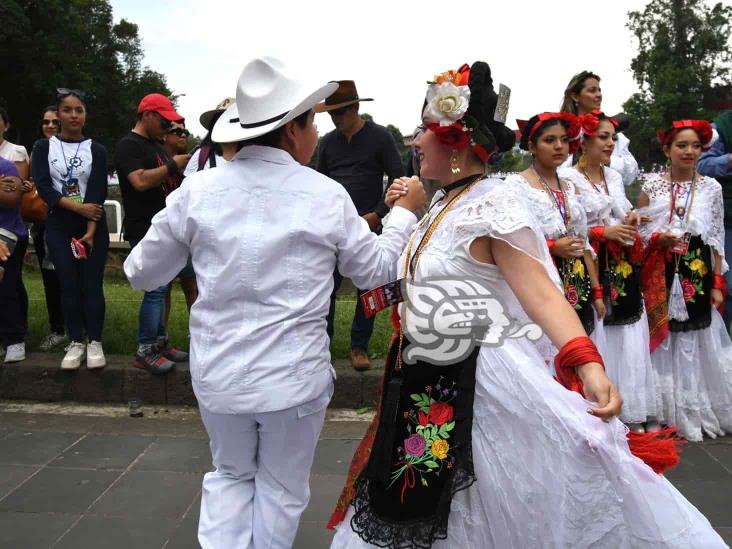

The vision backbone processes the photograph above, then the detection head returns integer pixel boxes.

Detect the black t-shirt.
[317,121,405,217]
[114,131,170,242]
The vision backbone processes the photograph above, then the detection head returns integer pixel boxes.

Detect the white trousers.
[198,385,331,549]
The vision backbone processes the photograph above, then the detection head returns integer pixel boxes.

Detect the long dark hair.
[198,110,225,164]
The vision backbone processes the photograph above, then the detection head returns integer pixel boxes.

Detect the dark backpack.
[195,144,217,171]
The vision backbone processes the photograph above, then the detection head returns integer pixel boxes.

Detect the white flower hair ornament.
[423,80,471,127]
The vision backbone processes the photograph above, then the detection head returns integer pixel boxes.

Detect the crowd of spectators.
[0,83,405,373]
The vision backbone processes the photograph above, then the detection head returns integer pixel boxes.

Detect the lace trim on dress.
[454,183,564,290]
[350,462,477,549]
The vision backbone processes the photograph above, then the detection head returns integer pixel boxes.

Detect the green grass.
[21,268,392,358]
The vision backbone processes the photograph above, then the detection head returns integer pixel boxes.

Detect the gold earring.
[578,152,587,170]
[450,150,461,175]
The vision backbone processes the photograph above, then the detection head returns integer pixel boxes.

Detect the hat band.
[231,110,289,129]
[326,96,359,105]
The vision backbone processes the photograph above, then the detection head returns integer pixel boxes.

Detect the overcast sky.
[110,0,652,138]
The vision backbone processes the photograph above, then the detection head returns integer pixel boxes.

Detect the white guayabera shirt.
[124,145,416,414]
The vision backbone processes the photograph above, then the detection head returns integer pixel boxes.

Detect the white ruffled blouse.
[638,173,727,274]
[559,166,631,228]
[504,173,593,255]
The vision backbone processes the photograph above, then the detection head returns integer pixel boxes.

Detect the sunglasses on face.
[329,105,352,116]
[168,128,190,138]
[152,112,172,130]
[56,87,87,101]
[42,119,60,127]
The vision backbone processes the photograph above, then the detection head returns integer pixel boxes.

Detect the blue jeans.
[45,215,108,342]
[724,228,732,330]
[325,269,375,351]
[129,239,169,346]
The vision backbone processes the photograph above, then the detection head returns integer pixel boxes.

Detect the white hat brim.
[211,81,338,144]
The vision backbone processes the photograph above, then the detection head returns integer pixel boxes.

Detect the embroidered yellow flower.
[572,259,585,278]
[689,258,708,276]
[614,260,632,279]
[431,438,450,460]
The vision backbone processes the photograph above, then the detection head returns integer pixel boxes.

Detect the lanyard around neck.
[581,167,609,195]
[532,166,570,227]
[668,173,697,225]
[59,139,83,182]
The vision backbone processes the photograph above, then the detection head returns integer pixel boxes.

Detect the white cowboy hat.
[212,57,337,143]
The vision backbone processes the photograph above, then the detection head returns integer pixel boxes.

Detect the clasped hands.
[384,176,427,212]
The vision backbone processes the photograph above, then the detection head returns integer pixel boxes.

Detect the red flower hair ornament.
[657,119,714,150]
[578,109,619,138]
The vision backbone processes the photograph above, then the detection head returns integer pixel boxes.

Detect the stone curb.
[0,353,384,409]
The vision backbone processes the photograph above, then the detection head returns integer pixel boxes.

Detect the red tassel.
[327,511,346,531]
[626,427,685,474]
[554,338,685,475]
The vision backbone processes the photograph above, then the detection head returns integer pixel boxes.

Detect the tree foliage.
[385,123,409,167]
[490,147,532,174]
[623,0,732,168]
[0,0,171,162]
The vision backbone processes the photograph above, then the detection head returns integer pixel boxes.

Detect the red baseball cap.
[137,93,184,122]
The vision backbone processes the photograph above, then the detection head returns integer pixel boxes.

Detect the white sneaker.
[61,342,86,370]
[86,341,106,369]
[4,343,25,363]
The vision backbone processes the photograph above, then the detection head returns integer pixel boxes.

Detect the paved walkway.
[0,401,730,548]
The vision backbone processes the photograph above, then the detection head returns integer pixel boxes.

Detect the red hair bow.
[657,119,714,150]
[526,113,581,153]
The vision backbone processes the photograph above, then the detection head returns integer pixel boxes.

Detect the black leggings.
[31,223,65,335]
[0,235,28,346]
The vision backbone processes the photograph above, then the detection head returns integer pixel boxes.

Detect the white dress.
[504,173,607,360]
[561,166,658,424]
[638,174,732,441]
[332,178,726,548]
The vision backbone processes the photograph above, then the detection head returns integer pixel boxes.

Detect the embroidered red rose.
[610,284,619,301]
[426,122,470,149]
[418,411,429,426]
[427,402,454,426]
[681,279,696,302]
[565,285,579,307]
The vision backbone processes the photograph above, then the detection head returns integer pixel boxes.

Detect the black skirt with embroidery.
[556,256,595,336]
[665,236,713,332]
[598,243,644,326]
[350,341,479,549]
